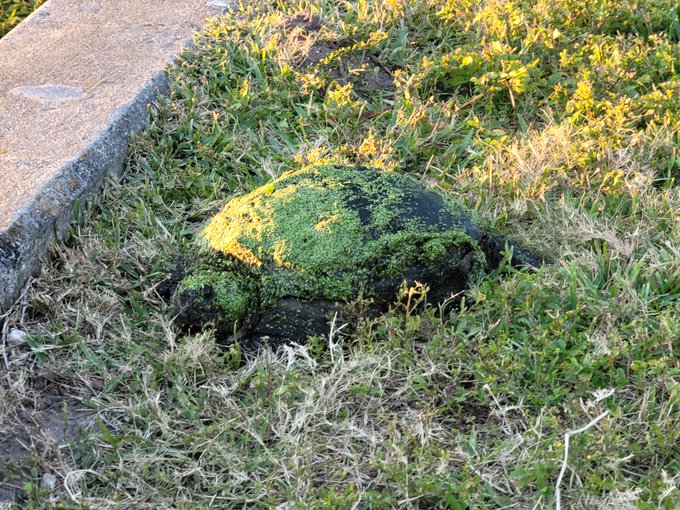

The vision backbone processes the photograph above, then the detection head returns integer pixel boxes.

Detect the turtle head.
[172,267,258,338]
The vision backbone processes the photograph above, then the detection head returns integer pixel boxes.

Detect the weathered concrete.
[0,0,228,311]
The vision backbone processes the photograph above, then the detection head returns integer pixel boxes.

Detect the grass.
[0,0,44,38]
[1,0,679,508]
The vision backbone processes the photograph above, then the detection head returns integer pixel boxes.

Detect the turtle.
[167,165,540,347]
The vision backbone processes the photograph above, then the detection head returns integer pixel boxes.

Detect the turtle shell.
[170,165,546,344]
[201,165,487,305]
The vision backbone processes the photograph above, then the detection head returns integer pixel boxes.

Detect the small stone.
[7,328,27,347]
[206,0,231,11]
[41,473,56,490]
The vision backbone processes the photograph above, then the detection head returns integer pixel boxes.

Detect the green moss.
[201,165,486,303]
[176,265,257,331]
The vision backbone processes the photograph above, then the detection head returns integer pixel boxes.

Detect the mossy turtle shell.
[174,165,488,340]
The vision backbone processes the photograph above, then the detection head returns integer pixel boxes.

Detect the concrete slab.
[0,0,228,311]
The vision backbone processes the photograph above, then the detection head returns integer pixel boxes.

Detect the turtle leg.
[481,234,543,270]
[244,298,343,352]
[156,268,183,301]
[155,261,186,301]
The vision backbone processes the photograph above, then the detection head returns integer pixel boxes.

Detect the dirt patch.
[276,14,395,95]
[302,42,396,94]
[277,13,323,33]
[0,374,95,504]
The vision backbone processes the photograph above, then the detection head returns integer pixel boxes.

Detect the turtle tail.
[480,234,544,271]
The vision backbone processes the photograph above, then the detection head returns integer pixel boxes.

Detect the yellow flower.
[326,83,358,109]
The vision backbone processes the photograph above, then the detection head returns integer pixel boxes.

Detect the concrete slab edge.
[0,2,228,313]
[0,74,169,312]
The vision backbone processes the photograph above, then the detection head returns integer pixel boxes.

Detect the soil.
[0,370,94,503]
[303,43,396,93]
[277,13,395,95]
[277,13,323,33]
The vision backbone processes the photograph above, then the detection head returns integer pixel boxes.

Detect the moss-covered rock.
[171,165,533,344]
